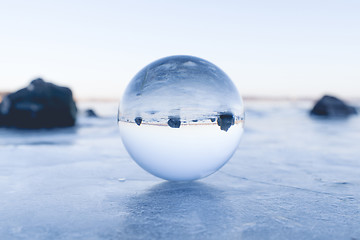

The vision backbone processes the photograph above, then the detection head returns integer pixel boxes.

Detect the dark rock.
[0,113,3,126]
[210,118,216,123]
[217,113,235,132]
[0,78,77,128]
[85,109,98,118]
[135,117,142,126]
[168,117,181,128]
[310,95,357,117]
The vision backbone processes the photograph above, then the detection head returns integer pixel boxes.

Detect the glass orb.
[118,55,244,181]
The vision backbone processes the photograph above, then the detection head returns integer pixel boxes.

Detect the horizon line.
[1,91,360,103]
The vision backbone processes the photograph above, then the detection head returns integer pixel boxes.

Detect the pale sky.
[0,0,359,99]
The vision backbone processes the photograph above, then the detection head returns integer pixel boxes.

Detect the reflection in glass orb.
[118,55,244,181]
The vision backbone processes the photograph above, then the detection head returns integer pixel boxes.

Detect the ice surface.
[1,101,360,239]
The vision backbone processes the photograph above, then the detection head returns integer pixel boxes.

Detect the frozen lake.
[1,100,360,239]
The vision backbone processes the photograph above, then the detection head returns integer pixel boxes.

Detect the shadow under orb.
[115,181,238,240]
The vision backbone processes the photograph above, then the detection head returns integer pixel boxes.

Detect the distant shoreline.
[1,92,359,103]
[67,96,314,103]
[72,95,360,102]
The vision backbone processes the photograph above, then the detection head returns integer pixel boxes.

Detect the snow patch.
[27,84,35,91]
[183,61,197,67]
[157,63,176,70]
[0,96,10,114]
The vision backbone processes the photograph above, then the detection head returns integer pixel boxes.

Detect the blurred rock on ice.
[0,78,77,129]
